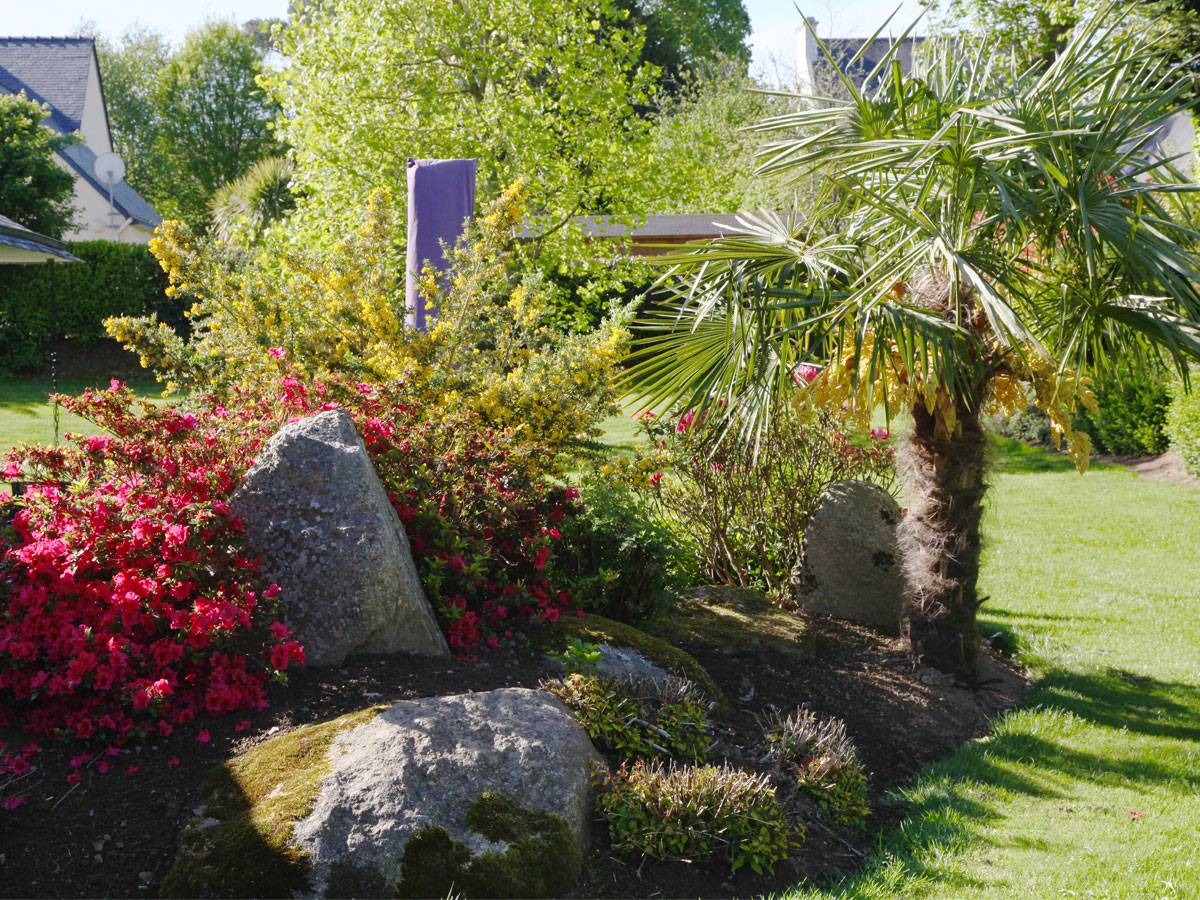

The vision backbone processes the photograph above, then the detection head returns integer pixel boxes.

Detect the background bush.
[0,241,178,373]
[553,471,692,624]
[1071,365,1170,455]
[618,407,896,598]
[1166,378,1200,476]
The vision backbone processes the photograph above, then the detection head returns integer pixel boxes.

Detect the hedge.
[1166,379,1200,476]
[1072,364,1170,456]
[0,240,182,373]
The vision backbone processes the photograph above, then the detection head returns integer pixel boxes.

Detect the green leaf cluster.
[0,93,77,238]
[543,673,713,762]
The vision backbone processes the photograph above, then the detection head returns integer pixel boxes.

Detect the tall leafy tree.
[0,94,77,238]
[627,11,1200,676]
[269,0,658,233]
[88,24,172,204]
[151,22,282,228]
[92,20,281,229]
[620,0,752,87]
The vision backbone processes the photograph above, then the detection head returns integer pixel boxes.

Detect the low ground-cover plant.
[763,706,870,827]
[616,405,895,597]
[544,673,714,762]
[596,759,800,874]
[0,384,303,752]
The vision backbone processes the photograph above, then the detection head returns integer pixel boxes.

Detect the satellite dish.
[93,152,126,185]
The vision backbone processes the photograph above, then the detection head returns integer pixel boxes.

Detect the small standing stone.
[791,480,905,634]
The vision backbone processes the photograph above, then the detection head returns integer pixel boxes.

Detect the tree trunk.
[897,397,989,678]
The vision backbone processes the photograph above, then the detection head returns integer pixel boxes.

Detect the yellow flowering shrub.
[106,181,631,467]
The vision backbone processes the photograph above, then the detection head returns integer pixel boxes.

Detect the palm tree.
[208,155,296,245]
[625,9,1200,677]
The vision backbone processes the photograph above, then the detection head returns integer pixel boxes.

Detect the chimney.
[795,17,819,94]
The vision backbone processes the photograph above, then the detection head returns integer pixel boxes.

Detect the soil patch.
[1098,450,1200,489]
[0,614,1026,899]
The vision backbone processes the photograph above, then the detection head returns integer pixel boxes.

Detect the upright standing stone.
[231,409,449,665]
[791,480,905,635]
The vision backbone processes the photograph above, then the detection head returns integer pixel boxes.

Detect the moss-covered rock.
[160,706,385,899]
[669,585,817,662]
[395,792,582,899]
[545,613,725,706]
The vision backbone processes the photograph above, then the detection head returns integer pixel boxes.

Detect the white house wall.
[58,154,152,245]
[80,53,112,156]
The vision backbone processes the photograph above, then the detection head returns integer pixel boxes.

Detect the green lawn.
[786,437,1200,899]
[0,377,165,450]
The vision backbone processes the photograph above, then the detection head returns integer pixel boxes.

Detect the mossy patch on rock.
[668,585,817,663]
[545,613,725,706]
[394,792,582,899]
[160,706,384,899]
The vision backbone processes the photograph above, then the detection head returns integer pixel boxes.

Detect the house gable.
[0,36,158,242]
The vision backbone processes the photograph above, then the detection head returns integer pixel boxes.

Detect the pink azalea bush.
[0,384,303,752]
[1,374,585,810]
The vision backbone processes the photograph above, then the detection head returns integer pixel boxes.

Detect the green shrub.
[988,404,1053,445]
[1072,365,1169,455]
[596,760,800,874]
[555,471,692,624]
[617,407,896,598]
[543,673,713,762]
[763,707,870,827]
[0,240,178,372]
[1166,378,1200,476]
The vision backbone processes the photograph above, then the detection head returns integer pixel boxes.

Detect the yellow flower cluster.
[798,330,1097,472]
[107,181,631,473]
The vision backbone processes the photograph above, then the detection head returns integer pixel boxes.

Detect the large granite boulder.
[791,480,905,635]
[231,409,449,666]
[162,689,602,899]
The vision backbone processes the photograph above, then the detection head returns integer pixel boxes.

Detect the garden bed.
[0,612,1026,899]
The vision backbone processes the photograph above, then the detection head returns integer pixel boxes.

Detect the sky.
[6,0,928,76]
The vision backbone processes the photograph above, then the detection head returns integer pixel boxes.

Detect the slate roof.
[0,214,82,263]
[0,37,98,135]
[0,36,160,229]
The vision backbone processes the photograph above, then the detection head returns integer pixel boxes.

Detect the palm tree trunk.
[897,397,989,678]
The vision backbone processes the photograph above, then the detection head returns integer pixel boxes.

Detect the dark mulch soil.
[0,615,1027,899]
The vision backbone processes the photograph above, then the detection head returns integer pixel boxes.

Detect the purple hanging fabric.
[405,158,477,332]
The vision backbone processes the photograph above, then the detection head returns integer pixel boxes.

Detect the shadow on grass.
[988,436,1118,475]
[805,665,1200,897]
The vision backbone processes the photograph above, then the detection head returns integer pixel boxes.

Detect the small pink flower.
[85,435,112,452]
[3,462,19,479]
[1128,809,1143,821]
[109,379,122,391]
[269,621,290,640]
[97,761,113,774]
[793,363,821,384]
[870,427,890,440]
[124,765,139,776]
[235,720,251,732]
[1,796,25,810]
[168,757,181,767]
[197,730,211,744]
[267,347,287,359]
[66,772,81,785]
[649,472,663,486]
